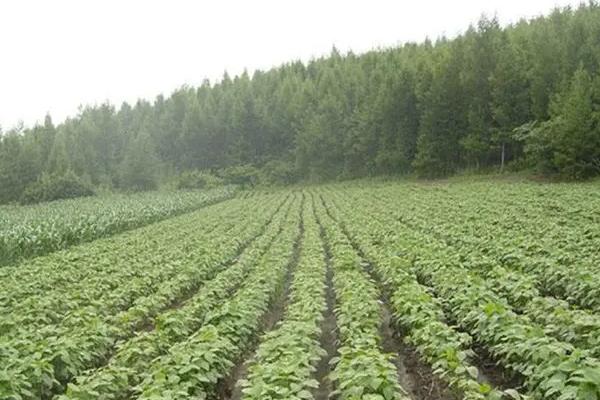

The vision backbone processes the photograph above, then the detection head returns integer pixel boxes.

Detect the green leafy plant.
[0,186,234,266]
[241,199,326,400]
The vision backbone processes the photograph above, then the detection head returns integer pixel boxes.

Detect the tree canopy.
[2,2,600,202]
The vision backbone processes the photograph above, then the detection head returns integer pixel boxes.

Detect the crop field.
[0,187,234,266]
[1,179,600,400]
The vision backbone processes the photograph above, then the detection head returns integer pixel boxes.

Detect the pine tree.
[118,131,160,191]
[548,68,600,177]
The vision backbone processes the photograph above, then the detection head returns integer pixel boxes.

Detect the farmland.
[0,187,234,266]
[1,179,600,400]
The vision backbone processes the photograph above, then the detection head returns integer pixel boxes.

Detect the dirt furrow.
[313,237,337,400]
[217,193,305,400]
[318,192,461,400]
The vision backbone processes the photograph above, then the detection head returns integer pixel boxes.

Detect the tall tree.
[413,41,467,177]
[525,67,600,178]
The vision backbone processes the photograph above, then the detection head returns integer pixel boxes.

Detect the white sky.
[0,0,582,130]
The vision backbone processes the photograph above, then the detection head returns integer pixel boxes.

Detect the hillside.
[2,2,600,204]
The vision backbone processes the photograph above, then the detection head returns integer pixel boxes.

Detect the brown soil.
[396,339,460,400]
[471,344,524,391]
[377,278,460,400]
[217,195,305,400]
[314,251,338,400]
[318,195,460,400]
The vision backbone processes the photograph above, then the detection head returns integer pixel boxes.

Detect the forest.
[1,2,600,203]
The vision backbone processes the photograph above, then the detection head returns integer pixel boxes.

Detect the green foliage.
[241,201,325,400]
[0,131,41,203]
[1,192,290,400]
[136,198,301,400]
[0,187,234,265]
[316,200,409,400]
[325,196,516,399]
[258,160,298,185]
[413,42,468,178]
[175,170,224,189]
[325,179,600,399]
[2,181,600,400]
[217,164,259,187]
[521,68,600,178]
[118,132,160,191]
[19,171,95,205]
[58,195,292,400]
[3,3,600,188]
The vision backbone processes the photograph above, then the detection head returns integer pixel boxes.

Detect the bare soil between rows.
[217,196,305,400]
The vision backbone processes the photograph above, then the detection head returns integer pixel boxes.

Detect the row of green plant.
[342,189,600,399]
[0,194,285,399]
[365,182,600,311]
[419,261,600,400]
[515,258,600,312]
[0,195,275,334]
[419,210,600,312]
[451,257,600,358]
[359,185,600,354]
[363,179,600,268]
[320,190,514,400]
[0,186,235,266]
[134,198,302,399]
[314,197,409,400]
[328,185,600,399]
[447,253,600,358]
[352,185,600,357]
[60,194,300,400]
[239,196,327,400]
[1,207,225,330]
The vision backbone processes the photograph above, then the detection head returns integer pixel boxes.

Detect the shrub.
[259,160,298,185]
[20,171,95,204]
[175,170,223,190]
[217,164,259,187]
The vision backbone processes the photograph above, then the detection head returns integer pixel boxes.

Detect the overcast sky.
[0,0,582,130]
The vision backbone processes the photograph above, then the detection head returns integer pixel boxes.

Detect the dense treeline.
[2,3,600,203]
